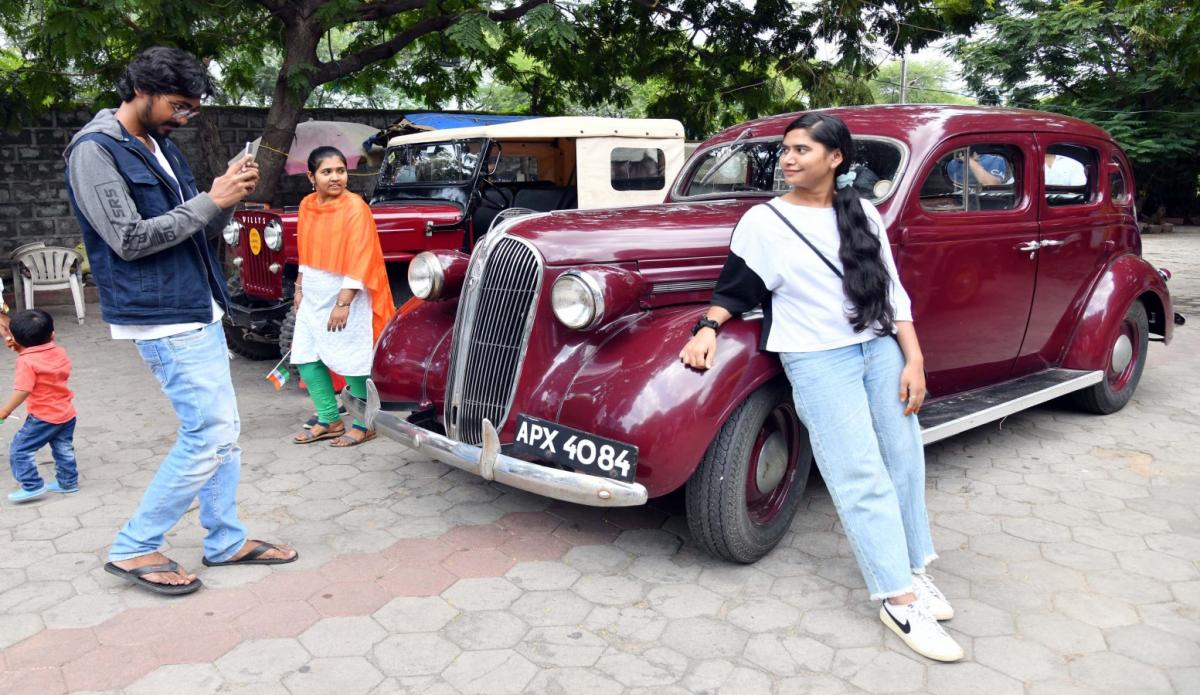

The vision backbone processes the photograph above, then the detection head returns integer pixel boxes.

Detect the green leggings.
[296,361,368,429]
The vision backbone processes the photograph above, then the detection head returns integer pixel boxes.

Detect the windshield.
[677,136,906,203]
[377,140,484,187]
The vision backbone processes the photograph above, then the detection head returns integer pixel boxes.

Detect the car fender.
[1061,252,1172,371]
[371,298,458,407]
[557,305,783,498]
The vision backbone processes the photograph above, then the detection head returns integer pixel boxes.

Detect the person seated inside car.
[945,150,1008,187]
[1044,152,1086,186]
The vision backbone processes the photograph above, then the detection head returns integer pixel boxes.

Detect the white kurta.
[290,265,373,376]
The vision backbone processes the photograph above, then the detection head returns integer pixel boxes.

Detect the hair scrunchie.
[835,171,858,189]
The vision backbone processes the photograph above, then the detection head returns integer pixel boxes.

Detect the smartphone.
[241,141,256,172]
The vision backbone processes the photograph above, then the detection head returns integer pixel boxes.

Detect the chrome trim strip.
[672,134,910,205]
[651,280,718,294]
[346,389,648,507]
[920,371,1103,445]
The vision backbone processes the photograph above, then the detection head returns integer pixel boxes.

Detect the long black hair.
[783,113,894,336]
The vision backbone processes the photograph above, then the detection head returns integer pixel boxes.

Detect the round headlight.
[551,271,604,330]
[408,252,444,300]
[222,219,242,246]
[263,219,283,251]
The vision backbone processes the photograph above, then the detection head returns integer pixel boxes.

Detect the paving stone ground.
[0,229,1197,694]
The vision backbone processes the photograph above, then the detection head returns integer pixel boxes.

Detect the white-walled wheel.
[686,380,813,563]
[1072,301,1148,414]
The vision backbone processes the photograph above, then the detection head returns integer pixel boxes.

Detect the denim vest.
[65,131,228,325]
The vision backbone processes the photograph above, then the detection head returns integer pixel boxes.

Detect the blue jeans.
[110,321,247,563]
[9,415,77,491]
[780,336,936,599]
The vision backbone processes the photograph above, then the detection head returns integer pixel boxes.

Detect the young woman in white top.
[680,113,962,662]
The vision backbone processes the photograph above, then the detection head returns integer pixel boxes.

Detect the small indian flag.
[266,351,291,391]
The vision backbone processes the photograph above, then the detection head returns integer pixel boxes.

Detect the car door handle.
[1038,239,1066,248]
[1017,241,1041,252]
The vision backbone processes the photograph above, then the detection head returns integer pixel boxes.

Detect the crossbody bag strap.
[764,202,843,279]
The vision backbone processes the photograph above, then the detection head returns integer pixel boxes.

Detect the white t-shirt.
[1044,155,1087,187]
[729,197,913,353]
[109,138,223,341]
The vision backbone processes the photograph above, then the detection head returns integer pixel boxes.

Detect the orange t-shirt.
[13,342,76,424]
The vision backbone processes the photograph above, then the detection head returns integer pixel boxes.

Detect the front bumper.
[343,380,648,507]
[225,294,291,331]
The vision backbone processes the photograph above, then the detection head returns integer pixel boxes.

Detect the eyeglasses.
[164,98,201,119]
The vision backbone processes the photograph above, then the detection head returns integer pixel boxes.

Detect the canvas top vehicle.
[345,105,1180,563]
[220,116,686,360]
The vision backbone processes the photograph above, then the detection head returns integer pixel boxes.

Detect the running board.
[920,369,1104,445]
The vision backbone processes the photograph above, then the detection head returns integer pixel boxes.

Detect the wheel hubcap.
[1111,334,1133,375]
[755,431,788,495]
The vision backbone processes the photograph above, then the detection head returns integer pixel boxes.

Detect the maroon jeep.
[345,105,1180,563]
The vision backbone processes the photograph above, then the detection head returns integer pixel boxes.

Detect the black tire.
[1072,300,1149,414]
[278,306,300,379]
[223,318,280,361]
[686,379,813,563]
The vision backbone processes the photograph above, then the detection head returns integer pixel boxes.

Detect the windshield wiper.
[697,128,754,185]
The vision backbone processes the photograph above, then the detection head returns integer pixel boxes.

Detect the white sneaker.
[912,572,954,620]
[879,600,964,662]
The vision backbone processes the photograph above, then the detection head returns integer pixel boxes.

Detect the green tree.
[870,57,974,105]
[954,0,1200,218]
[2,0,988,203]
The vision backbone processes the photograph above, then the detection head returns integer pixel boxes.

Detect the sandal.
[202,540,299,567]
[330,430,377,448]
[293,421,344,444]
[104,560,203,596]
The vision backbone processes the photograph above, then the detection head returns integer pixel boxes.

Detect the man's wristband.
[691,317,721,336]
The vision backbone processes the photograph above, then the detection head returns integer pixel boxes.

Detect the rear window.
[678,137,904,202]
[612,148,666,191]
[1044,144,1097,207]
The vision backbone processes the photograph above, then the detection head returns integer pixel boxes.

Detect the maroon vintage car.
[345,105,1180,563]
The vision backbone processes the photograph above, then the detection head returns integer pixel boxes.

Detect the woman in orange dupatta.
[290,147,393,447]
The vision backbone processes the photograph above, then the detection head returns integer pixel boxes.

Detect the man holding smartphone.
[64,46,297,595]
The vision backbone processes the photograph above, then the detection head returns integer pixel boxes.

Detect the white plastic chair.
[15,246,85,324]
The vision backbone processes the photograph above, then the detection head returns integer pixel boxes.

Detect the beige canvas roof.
[387,116,685,147]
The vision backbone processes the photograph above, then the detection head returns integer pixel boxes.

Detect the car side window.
[920,144,1022,213]
[612,148,666,191]
[1109,157,1131,204]
[1043,144,1096,207]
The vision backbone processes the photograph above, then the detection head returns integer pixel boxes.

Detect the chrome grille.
[445,234,542,444]
[234,212,283,298]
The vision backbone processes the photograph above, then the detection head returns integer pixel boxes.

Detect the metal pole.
[899,52,909,104]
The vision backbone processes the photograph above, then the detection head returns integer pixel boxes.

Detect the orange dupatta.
[297,192,394,340]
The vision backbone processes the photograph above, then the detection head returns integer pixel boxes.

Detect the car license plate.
[511,414,638,484]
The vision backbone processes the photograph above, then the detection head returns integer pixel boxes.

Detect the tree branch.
[353,0,430,21]
[315,0,552,85]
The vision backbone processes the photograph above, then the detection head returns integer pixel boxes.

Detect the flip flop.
[330,430,377,448]
[202,541,299,567]
[104,560,203,596]
[292,422,344,444]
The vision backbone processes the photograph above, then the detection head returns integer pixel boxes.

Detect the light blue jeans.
[110,321,247,563]
[780,336,936,599]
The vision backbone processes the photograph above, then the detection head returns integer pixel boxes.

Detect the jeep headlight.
[408,252,444,300]
[263,219,283,251]
[223,219,242,246]
[552,271,604,331]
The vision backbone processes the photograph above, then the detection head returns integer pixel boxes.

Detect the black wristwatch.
[691,316,721,336]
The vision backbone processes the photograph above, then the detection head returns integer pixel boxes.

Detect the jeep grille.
[444,234,542,445]
[234,212,284,298]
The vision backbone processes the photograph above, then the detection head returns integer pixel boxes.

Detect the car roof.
[698,105,1115,150]
[386,116,685,147]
